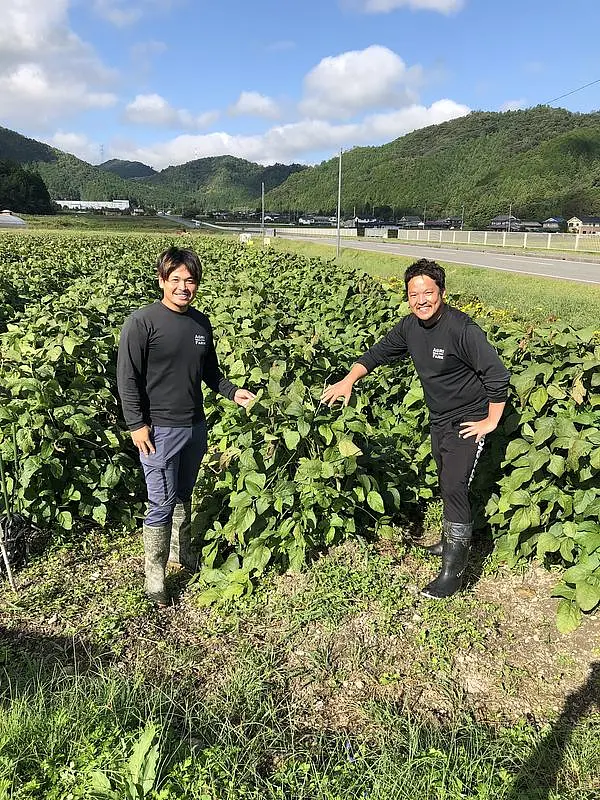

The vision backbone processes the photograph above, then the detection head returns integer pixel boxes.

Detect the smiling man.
[117,247,255,606]
[321,259,510,599]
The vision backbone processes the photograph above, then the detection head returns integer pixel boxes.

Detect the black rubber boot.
[420,521,472,599]
[420,518,450,558]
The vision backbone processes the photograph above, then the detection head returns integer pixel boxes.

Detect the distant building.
[567,215,600,234]
[55,199,130,212]
[424,216,463,230]
[398,215,422,228]
[542,216,565,232]
[516,220,543,232]
[0,210,26,228]
[489,214,520,231]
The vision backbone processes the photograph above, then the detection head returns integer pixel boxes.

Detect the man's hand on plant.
[234,388,256,408]
[321,379,353,408]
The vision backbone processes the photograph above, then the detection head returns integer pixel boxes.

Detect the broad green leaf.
[566,438,591,472]
[283,429,301,450]
[196,587,222,606]
[556,599,582,634]
[243,543,272,574]
[548,454,565,477]
[536,530,560,556]
[21,455,42,488]
[503,438,530,463]
[575,580,600,612]
[58,510,73,530]
[530,386,548,412]
[92,504,107,526]
[100,463,120,489]
[338,438,363,458]
[244,471,266,494]
[527,447,550,473]
[62,336,78,355]
[367,490,385,514]
[88,770,112,794]
[509,506,533,535]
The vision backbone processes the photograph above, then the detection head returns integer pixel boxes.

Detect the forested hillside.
[98,159,157,179]
[143,156,307,209]
[266,107,600,226]
[0,160,54,214]
[3,107,600,222]
[0,127,306,210]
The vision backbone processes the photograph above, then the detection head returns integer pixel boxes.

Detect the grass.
[22,213,188,232]
[270,238,600,329]
[2,526,600,798]
[1,633,599,798]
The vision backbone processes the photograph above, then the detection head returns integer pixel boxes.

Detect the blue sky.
[1,0,599,169]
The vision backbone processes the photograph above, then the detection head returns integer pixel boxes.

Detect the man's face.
[407,274,445,322]
[159,264,198,312]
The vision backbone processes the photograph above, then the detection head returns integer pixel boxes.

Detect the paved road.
[279,234,600,285]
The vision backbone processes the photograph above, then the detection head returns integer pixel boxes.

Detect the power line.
[543,78,600,106]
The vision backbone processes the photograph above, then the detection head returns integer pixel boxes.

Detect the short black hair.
[403,258,445,294]
[156,247,202,283]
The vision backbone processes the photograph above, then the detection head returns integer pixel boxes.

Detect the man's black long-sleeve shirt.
[117,301,237,431]
[356,304,510,425]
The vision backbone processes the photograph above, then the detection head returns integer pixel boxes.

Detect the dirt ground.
[1,532,599,735]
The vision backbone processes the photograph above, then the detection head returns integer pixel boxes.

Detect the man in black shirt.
[321,259,510,599]
[117,247,255,605]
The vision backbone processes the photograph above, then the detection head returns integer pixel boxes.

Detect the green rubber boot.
[142,523,170,605]
[169,501,197,572]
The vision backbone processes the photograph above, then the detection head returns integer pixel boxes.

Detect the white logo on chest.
[432,347,445,360]
[195,334,207,346]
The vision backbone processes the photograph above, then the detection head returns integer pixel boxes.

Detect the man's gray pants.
[139,423,207,527]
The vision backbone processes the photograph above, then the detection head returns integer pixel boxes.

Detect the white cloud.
[500,99,527,112]
[0,63,116,125]
[352,0,464,12]
[130,40,168,74]
[92,0,181,27]
[124,93,219,130]
[47,131,102,163]
[300,45,422,120]
[108,99,470,168]
[0,0,117,126]
[229,91,280,119]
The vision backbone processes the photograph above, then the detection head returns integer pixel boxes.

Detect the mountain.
[0,126,56,164]
[144,156,307,209]
[266,106,600,226]
[3,108,600,222]
[0,126,306,210]
[98,159,157,179]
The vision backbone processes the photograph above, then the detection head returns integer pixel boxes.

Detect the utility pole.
[461,203,465,231]
[423,203,427,227]
[336,148,343,258]
[261,182,265,238]
[508,202,512,233]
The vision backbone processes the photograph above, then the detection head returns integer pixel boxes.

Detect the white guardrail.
[278,226,600,253]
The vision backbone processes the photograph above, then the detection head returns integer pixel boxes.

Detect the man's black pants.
[430,419,485,524]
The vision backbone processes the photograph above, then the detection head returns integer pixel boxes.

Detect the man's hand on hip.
[459,418,496,443]
[131,425,156,455]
